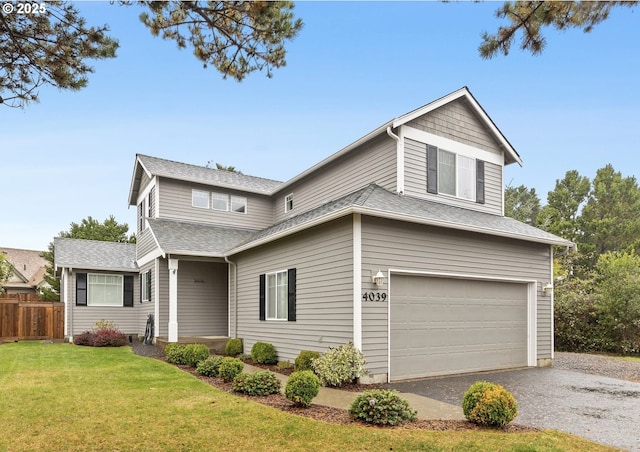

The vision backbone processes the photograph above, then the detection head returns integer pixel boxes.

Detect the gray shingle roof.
[137,154,283,194]
[148,218,256,256]
[54,238,137,272]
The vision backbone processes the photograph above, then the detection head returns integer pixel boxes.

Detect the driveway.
[385,360,640,451]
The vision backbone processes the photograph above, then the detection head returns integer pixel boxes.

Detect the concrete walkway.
[244,364,464,420]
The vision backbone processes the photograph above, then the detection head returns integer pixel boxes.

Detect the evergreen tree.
[504,184,541,225]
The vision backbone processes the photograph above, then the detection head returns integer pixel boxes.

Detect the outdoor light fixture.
[372,270,385,286]
[543,283,553,297]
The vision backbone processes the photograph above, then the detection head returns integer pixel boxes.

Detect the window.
[88,274,123,307]
[438,150,456,196]
[212,192,229,211]
[137,200,144,233]
[285,193,294,212]
[428,145,483,203]
[147,187,155,219]
[259,268,296,322]
[230,195,247,214]
[192,190,209,208]
[141,270,151,302]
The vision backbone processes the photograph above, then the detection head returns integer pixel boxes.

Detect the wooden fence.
[0,298,64,341]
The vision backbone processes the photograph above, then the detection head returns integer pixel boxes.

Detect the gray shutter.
[287,268,296,322]
[76,273,87,306]
[259,274,266,321]
[123,275,134,307]
[476,160,485,204]
[427,145,438,194]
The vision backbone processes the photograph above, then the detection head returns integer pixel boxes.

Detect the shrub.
[218,357,244,382]
[165,343,187,365]
[196,356,224,377]
[284,370,320,407]
[294,350,320,372]
[93,319,117,332]
[251,342,278,365]
[312,342,368,387]
[232,371,281,396]
[93,328,127,347]
[462,381,518,428]
[73,331,96,346]
[277,360,293,371]
[349,390,417,426]
[183,343,210,367]
[225,338,243,356]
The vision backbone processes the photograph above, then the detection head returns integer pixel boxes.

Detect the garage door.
[390,275,529,381]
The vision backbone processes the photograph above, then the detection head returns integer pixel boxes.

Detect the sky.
[2,1,639,251]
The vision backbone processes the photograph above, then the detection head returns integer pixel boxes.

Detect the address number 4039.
[362,292,387,302]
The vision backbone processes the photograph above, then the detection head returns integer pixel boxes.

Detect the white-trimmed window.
[88,274,123,307]
[192,190,209,209]
[435,149,476,201]
[266,270,288,320]
[285,193,294,212]
[230,195,247,214]
[141,270,151,302]
[212,192,229,211]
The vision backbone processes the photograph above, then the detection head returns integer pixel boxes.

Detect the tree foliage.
[504,184,540,225]
[480,1,638,59]
[0,253,13,292]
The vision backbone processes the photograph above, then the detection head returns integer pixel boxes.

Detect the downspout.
[224,256,237,338]
[386,126,404,195]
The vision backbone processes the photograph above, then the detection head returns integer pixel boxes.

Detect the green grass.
[616,356,640,363]
[0,342,617,452]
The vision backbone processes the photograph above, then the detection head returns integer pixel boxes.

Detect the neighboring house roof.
[1,247,48,289]
[54,238,138,272]
[147,218,256,258]
[229,184,573,254]
[129,154,283,205]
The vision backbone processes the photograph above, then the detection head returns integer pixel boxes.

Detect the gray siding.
[272,134,397,224]
[404,137,503,215]
[361,216,552,376]
[157,178,273,229]
[136,228,158,260]
[68,269,140,336]
[137,261,155,333]
[233,217,354,362]
[139,172,153,199]
[158,258,169,337]
[407,98,503,155]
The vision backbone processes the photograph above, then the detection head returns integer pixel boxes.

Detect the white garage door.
[390,275,529,381]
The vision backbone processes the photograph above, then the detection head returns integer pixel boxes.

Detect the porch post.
[168,258,179,342]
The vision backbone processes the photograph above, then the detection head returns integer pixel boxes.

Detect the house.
[1,247,49,297]
[55,87,572,383]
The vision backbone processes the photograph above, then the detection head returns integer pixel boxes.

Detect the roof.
[54,238,137,272]
[0,247,47,288]
[147,218,256,257]
[230,184,573,254]
[129,154,283,205]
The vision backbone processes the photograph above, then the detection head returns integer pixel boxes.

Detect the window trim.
[192,189,209,209]
[211,192,229,211]
[430,146,478,202]
[265,269,288,321]
[285,193,294,213]
[87,273,124,307]
[230,195,247,214]
[141,270,151,303]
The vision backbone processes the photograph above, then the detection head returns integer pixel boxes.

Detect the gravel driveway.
[386,352,640,451]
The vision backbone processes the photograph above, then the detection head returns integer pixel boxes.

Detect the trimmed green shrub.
[462,381,518,428]
[93,328,127,347]
[225,338,243,356]
[164,343,186,365]
[183,343,210,367]
[349,389,417,426]
[196,356,224,377]
[312,342,368,387]
[232,371,281,396]
[284,370,320,407]
[218,357,244,382]
[73,331,96,346]
[251,342,278,365]
[277,360,293,371]
[294,350,320,372]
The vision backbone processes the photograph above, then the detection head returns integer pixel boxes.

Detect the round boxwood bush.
[462,381,518,428]
[251,341,278,365]
[225,338,243,356]
[218,357,244,382]
[183,343,210,367]
[312,342,368,387]
[196,356,224,377]
[349,389,417,426]
[284,370,320,407]
[164,343,186,365]
[294,350,320,372]
[232,371,281,396]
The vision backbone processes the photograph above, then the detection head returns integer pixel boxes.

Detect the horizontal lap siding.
[136,229,158,260]
[159,178,273,229]
[138,261,155,333]
[234,217,353,362]
[158,258,169,337]
[404,137,503,215]
[361,216,553,372]
[272,135,397,224]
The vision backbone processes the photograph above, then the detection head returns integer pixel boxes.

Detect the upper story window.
[147,187,155,219]
[141,270,151,303]
[428,145,484,204]
[230,195,247,214]
[192,190,209,209]
[285,193,294,212]
[212,192,229,211]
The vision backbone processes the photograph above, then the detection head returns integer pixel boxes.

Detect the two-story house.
[55,87,572,383]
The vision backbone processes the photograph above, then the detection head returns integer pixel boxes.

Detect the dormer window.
[192,190,209,209]
[428,145,485,204]
[212,192,229,211]
[285,193,294,212]
[230,195,247,214]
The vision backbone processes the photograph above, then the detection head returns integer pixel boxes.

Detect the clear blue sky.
[3,1,639,251]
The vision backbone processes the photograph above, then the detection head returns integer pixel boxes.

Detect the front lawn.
[0,342,615,451]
